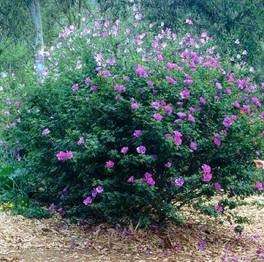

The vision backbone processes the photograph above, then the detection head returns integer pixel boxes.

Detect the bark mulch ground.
[0,196,263,262]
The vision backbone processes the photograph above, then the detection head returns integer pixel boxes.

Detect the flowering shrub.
[2,16,263,226]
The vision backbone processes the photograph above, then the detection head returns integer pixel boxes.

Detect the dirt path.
[0,197,263,261]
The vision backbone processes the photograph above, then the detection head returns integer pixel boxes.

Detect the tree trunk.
[29,0,45,81]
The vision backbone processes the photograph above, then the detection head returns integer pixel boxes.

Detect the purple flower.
[131,101,140,110]
[95,186,104,194]
[83,196,93,206]
[84,77,92,85]
[133,130,142,138]
[164,104,173,115]
[127,176,135,183]
[174,177,185,187]
[105,160,115,169]
[190,141,198,151]
[166,76,177,85]
[177,112,187,119]
[223,115,237,128]
[255,182,263,191]
[42,128,50,136]
[151,101,161,110]
[77,136,85,145]
[56,151,73,161]
[188,114,195,123]
[153,113,163,121]
[180,89,190,100]
[121,146,129,155]
[214,182,222,191]
[165,161,172,168]
[214,203,224,213]
[233,101,241,109]
[136,145,146,154]
[213,134,221,147]
[184,75,193,85]
[199,97,207,105]
[71,83,79,92]
[173,131,183,146]
[201,164,212,182]
[114,84,126,93]
[166,62,177,70]
[90,85,98,92]
[144,172,155,186]
[135,64,148,78]
[215,82,222,90]
[157,53,164,61]
[252,96,261,107]
[98,70,111,78]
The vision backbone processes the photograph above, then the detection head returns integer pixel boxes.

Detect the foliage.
[98,0,264,81]
[1,15,263,227]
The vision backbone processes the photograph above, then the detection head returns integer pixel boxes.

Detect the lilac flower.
[241,105,251,114]
[98,70,111,78]
[151,101,161,110]
[157,53,164,61]
[90,85,98,92]
[174,177,185,187]
[42,128,50,136]
[173,131,183,146]
[131,101,140,110]
[153,113,163,121]
[188,114,195,123]
[225,88,232,95]
[147,80,154,88]
[164,104,173,115]
[105,160,115,169]
[190,141,198,151]
[77,136,85,145]
[215,82,222,90]
[214,203,224,213]
[166,62,177,70]
[144,172,155,186]
[185,18,193,25]
[114,84,126,93]
[133,130,142,138]
[136,145,146,154]
[71,83,79,92]
[121,146,129,155]
[255,182,263,191]
[84,77,92,86]
[135,64,148,78]
[166,76,177,85]
[252,96,261,107]
[199,97,207,105]
[127,176,135,183]
[91,189,97,198]
[56,151,73,161]
[83,196,93,206]
[95,186,104,194]
[180,89,190,100]
[214,182,222,191]
[201,164,212,182]
[233,101,241,109]
[184,75,193,85]
[165,161,172,168]
[213,134,221,147]
[177,112,187,119]
[223,115,237,128]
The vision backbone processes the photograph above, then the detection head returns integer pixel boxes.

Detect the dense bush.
[2,16,263,226]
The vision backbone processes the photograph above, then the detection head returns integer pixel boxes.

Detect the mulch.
[0,196,263,262]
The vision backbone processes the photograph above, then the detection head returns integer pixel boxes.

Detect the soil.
[0,196,263,262]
